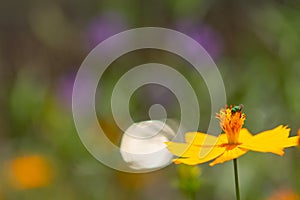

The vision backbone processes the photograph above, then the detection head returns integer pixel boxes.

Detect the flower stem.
[233,159,240,200]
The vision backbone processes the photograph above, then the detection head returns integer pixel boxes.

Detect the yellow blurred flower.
[176,165,201,195]
[267,188,300,200]
[7,154,53,189]
[298,129,300,146]
[177,164,201,179]
[166,105,299,166]
[116,171,154,190]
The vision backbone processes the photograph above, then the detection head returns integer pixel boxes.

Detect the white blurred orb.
[120,120,175,170]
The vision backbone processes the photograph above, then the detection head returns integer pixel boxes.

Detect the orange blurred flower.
[7,154,53,189]
[267,188,300,200]
[166,105,299,166]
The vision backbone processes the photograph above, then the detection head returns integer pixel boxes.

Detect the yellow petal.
[186,133,227,158]
[165,141,187,157]
[173,145,226,165]
[217,133,228,143]
[166,142,200,157]
[166,133,227,165]
[209,146,248,166]
[283,136,299,147]
[239,125,293,156]
[185,132,227,158]
[185,132,219,145]
[238,128,253,143]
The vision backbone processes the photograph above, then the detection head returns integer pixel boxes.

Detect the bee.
[231,104,243,113]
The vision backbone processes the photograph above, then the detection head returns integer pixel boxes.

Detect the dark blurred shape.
[56,72,76,110]
[84,11,128,49]
[175,19,223,60]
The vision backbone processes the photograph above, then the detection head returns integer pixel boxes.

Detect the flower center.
[217,105,246,144]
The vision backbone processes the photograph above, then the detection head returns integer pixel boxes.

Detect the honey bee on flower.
[166,105,299,166]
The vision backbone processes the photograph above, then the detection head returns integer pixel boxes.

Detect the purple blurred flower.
[56,72,76,110]
[176,20,223,60]
[57,71,100,114]
[85,12,128,49]
[144,85,175,107]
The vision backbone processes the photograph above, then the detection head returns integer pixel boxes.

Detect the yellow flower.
[7,154,53,189]
[298,129,300,146]
[166,105,299,166]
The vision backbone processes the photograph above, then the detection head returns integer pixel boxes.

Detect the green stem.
[233,159,240,200]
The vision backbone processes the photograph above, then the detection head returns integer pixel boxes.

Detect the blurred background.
[1,0,300,199]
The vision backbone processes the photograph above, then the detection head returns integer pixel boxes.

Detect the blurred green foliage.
[174,165,201,200]
[0,0,300,199]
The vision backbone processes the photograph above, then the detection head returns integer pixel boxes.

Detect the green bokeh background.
[1,0,300,199]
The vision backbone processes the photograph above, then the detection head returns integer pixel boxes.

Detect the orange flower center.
[217,106,246,144]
